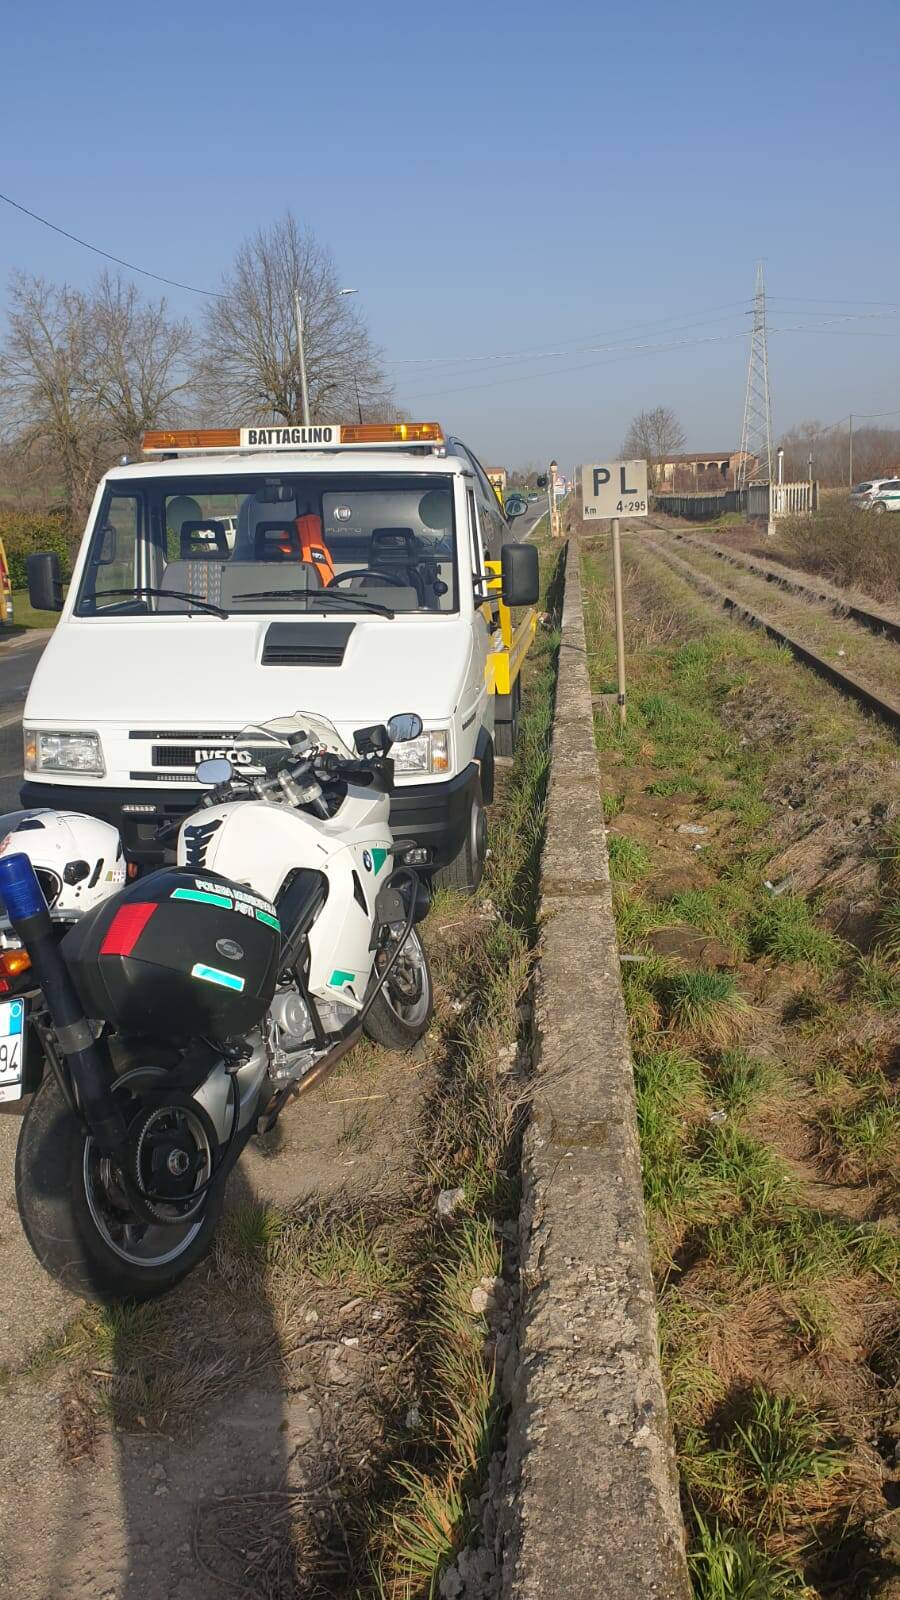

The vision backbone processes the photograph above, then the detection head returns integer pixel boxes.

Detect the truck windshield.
[74,472,458,617]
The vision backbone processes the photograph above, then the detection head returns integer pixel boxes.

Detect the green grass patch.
[747,896,844,976]
[664,886,752,956]
[704,1206,899,1294]
[682,1387,846,1539]
[817,1093,899,1181]
[688,1512,808,1599]
[607,832,650,881]
[854,953,900,1010]
[876,899,900,963]
[613,888,661,948]
[10,588,62,630]
[709,1050,779,1116]
[665,970,750,1047]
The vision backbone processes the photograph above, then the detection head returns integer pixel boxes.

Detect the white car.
[851,478,900,512]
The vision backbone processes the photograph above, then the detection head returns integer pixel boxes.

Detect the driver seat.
[369,527,427,604]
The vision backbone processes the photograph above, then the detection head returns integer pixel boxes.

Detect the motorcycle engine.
[266,987,315,1081]
[265,987,360,1082]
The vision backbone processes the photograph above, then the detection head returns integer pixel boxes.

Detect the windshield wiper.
[90,586,229,619]
[233,588,394,619]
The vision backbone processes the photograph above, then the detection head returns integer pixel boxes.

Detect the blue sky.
[1,0,898,472]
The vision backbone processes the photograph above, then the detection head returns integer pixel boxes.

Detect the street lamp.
[294,288,360,426]
[338,289,363,422]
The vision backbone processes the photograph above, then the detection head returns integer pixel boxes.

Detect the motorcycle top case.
[61,867,282,1038]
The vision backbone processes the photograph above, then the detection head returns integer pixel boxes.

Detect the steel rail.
[650,525,900,645]
[638,534,900,734]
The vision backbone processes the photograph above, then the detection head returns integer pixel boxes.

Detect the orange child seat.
[294,515,336,585]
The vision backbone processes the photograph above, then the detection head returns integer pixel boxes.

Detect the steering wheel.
[328,568,424,603]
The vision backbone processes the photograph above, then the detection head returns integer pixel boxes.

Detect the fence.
[651,490,744,520]
[653,482,818,523]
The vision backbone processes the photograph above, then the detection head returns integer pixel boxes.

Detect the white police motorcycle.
[6,711,432,1300]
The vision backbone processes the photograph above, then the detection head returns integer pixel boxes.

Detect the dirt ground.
[0,1010,430,1599]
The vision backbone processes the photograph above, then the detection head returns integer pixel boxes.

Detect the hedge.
[0,512,77,591]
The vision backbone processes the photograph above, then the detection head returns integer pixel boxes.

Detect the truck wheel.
[432,780,487,895]
[494,681,521,757]
[365,927,434,1050]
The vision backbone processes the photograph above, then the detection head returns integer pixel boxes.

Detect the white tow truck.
[21,421,539,892]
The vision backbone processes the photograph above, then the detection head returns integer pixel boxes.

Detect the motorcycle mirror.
[353,723,390,758]
[386,713,423,746]
[195,757,234,785]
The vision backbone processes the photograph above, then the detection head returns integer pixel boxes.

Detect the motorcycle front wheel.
[364,926,434,1051]
[15,1068,226,1303]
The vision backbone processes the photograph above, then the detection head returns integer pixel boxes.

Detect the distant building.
[657,451,757,490]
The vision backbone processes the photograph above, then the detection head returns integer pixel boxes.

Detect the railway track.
[635,531,900,734]
[660,526,900,645]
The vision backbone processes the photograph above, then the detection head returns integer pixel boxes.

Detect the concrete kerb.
[500,544,690,1598]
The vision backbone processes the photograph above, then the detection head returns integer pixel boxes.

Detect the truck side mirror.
[27,551,64,613]
[500,543,539,608]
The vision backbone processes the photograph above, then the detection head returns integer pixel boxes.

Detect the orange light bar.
[142,429,241,452]
[340,422,444,445]
[141,421,445,454]
[0,948,31,979]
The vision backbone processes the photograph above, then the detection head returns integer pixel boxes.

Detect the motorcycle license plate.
[0,1000,25,1103]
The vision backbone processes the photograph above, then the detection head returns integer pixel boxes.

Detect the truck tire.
[494,681,521,757]
[432,779,487,895]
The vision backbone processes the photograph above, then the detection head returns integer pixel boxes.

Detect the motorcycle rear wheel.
[15,1070,225,1303]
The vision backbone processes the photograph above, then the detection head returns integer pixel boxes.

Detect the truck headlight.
[392,729,450,775]
[24,730,105,777]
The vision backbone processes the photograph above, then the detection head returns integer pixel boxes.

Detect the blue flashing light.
[0,853,47,921]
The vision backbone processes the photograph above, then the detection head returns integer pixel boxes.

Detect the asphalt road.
[518,500,549,541]
[0,632,50,813]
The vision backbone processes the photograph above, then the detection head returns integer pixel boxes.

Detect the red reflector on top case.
[100,902,157,957]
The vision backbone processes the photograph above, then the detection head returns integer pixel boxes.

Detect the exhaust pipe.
[0,853,128,1156]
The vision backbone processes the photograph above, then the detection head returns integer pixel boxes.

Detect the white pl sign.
[580,460,648,518]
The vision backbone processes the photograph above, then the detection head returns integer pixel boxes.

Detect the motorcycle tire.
[364,927,434,1051]
[15,1072,226,1304]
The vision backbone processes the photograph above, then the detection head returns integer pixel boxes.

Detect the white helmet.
[0,810,126,915]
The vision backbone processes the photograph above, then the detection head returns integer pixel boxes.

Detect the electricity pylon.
[737,263,773,487]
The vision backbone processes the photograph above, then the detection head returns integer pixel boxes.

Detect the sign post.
[579,460,649,728]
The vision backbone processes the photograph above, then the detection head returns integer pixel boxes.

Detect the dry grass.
[780,498,900,605]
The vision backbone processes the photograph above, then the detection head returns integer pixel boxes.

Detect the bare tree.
[621,406,686,487]
[0,274,107,524]
[198,213,392,423]
[0,272,198,522]
[89,273,194,456]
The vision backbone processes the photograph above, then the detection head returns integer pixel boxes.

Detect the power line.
[401,318,900,406]
[383,301,753,368]
[0,190,223,298]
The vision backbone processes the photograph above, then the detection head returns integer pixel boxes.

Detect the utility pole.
[848,414,853,488]
[293,291,311,426]
[353,374,363,424]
